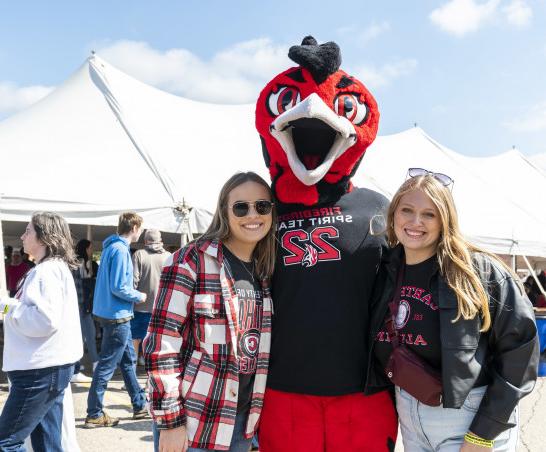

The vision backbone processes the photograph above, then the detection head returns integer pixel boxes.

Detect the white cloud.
[430,0,533,36]
[0,83,54,116]
[0,37,417,116]
[354,59,418,89]
[503,0,532,27]
[429,0,500,37]
[338,22,391,46]
[504,102,546,132]
[97,39,291,104]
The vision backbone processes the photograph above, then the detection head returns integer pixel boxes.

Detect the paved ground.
[70,371,154,452]
[1,369,545,451]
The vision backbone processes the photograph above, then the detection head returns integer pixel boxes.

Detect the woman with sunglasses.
[365,169,538,451]
[144,171,276,452]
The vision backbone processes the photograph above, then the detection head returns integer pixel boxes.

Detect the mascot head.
[256,36,379,206]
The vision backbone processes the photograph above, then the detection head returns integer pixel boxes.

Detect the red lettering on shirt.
[421,293,432,305]
[413,334,428,346]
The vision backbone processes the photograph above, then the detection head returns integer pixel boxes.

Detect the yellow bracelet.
[2,304,9,315]
[464,433,494,448]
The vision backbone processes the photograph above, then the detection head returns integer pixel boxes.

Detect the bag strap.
[385,263,405,348]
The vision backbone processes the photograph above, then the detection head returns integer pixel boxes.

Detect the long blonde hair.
[387,175,500,331]
[198,172,277,279]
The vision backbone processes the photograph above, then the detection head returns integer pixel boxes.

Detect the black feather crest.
[288,35,341,84]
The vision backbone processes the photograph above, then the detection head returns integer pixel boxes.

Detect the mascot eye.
[267,86,301,116]
[334,93,368,125]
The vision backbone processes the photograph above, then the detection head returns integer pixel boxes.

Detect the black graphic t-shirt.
[223,247,263,412]
[268,188,389,396]
[374,255,441,371]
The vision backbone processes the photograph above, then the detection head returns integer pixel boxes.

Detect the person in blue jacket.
[85,212,148,428]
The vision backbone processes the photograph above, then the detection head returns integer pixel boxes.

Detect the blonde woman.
[144,172,276,452]
[365,169,538,451]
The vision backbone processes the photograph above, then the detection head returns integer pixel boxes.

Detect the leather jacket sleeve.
[469,255,539,440]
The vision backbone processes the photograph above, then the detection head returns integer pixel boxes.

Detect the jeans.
[86,320,145,418]
[79,303,99,363]
[152,410,252,452]
[395,386,519,451]
[0,364,74,452]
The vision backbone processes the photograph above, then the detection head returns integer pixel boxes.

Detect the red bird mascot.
[255,36,398,451]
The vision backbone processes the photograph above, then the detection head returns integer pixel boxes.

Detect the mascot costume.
[255,36,398,451]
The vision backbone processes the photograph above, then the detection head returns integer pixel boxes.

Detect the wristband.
[2,304,10,314]
[464,433,494,448]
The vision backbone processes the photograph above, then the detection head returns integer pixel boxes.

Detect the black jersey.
[268,187,389,396]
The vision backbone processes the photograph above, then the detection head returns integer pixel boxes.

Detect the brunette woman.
[0,212,82,451]
[144,172,276,452]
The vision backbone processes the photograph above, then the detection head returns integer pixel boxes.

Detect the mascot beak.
[269,93,357,186]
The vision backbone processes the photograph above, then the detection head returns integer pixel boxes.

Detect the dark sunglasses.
[231,200,274,217]
[407,168,454,187]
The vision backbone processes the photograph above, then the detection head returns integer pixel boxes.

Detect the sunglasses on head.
[407,168,454,187]
[231,200,274,217]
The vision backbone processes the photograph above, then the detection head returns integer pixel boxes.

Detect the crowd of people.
[0,168,540,452]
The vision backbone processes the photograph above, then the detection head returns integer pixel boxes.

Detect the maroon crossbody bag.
[384,264,443,406]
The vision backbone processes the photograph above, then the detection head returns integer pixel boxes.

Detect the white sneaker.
[71,372,92,383]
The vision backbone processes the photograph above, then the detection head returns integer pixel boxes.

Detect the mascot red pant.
[259,389,397,452]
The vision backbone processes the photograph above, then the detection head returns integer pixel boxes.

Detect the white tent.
[529,153,546,175]
[354,128,546,259]
[1,55,545,264]
[0,54,268,236]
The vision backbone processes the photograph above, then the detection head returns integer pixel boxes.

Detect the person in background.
[0,211,83,451]
[5,248,30,297]
[4,245,13,266]
[366,169,539,451]
[144,172,276,452]
[131,229,171,366]
[71,238,100,383]
[525,273,546,308]
[21,247,35,268]
[84,212,148,428]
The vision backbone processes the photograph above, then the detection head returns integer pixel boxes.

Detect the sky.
[1,0,545,158]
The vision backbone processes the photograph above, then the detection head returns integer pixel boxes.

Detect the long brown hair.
[386,175,510,332]
[31,212,79,270]
[198,172,277,279]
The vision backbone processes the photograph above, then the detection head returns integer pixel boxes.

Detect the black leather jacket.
[364,245,539,440]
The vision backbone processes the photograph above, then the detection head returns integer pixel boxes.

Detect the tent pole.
[86,224,92,241]
[0,217,7,297]
[0,195,7,297]
[511,254,517,272]
[522,255,546,297]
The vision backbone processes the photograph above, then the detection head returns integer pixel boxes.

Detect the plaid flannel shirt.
[143,239,272,450]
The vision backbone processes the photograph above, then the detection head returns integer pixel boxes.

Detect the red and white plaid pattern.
[143,240,272,450]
